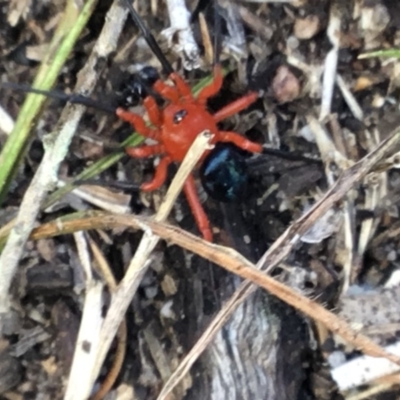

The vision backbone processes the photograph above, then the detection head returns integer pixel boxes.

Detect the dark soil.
[1,0,400,399]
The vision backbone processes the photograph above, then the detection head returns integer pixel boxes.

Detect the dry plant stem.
[320,1,340,121]
[66,184,131,214]
[0,0,128,315]
[341,200,356,292]
[336,74,364,120]
[163,0,200,69]
[307,114,355,292]
[219,1,248,83]
[0,0,95,200]
[66,231,129,400]
[88,236,127,400]
[65,278,104,400]
[30,210,400,370]
[358,129,386,258]
[90,324,127,400]
[307,116,349,183]
[157,124,400,398]
[91,131,214,385]
[65,232,106,400]
[29,210,400,399]
[238,5,274,41]
[329,115,348,161]
[358,173,380,256]
[142,323,177,386]
[199,12,213,65]
[74,231,93,278]
[30,124,400,397]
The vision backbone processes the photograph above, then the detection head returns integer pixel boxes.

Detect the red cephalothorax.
[160,102,219,161]
[115,65,263,241]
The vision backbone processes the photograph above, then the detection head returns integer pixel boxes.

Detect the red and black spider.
[114,0,264,241]
[5,0,266,241]
[4,0,321,242]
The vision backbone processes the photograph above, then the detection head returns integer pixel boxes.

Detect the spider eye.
[173,109,187,124]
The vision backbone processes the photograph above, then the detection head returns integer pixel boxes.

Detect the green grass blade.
[0,0,98,205]
[358,49,400,59]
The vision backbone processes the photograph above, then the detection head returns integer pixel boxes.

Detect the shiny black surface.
[120,66,160,107]
[200,143,248,203]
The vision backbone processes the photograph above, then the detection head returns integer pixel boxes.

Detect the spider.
[3,0,263,241]
[115,65,262,241]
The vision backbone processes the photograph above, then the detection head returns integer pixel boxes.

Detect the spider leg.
[213,92,259,123]
[140,156,171,192]
[169,72,194,101]
[116,108,160,140]
[219,131,263,153]
[197,64,223,104]
[183,174,213,241]
[153,79,180,103]
[126,144,165,158]
[143,96,162,127]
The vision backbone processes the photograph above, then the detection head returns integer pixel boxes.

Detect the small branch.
[64,279,104,400]
[90,130,213,386]
[319,1,341,121]
[163,0,201,70]
[29,123,400,397]
[0,0,128,314]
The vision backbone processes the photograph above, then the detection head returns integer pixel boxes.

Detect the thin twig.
[157,123,400,398]
[64,232,102,400]
[0,0,128,314]
[90,130,214,386]
[319,1,341,121]
[29,124,400,397]
[163,0,201,70]
[29,210,400,370]
[88,236,127,400]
